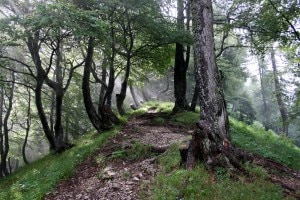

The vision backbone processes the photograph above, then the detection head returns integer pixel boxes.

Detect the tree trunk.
[54,40,67,151]
[104,65,115,107]
[258,59,270,131]
[35,81,56,150]
[129,81,140,108]
[173,0,189,113]
[0,87,4,177]
[27,33,57,150]
[270,48,289,136]
[186,0,241,172]
[189,84,198,112]
[116,56,131,115]
[22,88,31,165]
[99,64,107,109]
[82,37,116,131]
[2,72,15,176]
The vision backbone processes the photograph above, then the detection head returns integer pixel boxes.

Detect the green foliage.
[0,128,119,199]
[230,118,300,169]
[142,101,174,113]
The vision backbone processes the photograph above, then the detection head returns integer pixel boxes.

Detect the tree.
[270,48,289,135]
[185,0,241,171]
[0,70,15,177]
[0,2,85,151]
[82,37,119,131]
[258,57,272,130]
[173,0,191,112]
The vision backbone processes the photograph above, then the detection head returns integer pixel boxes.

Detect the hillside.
[0,102,299,199]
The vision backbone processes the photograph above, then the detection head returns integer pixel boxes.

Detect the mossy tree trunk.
[186,0,242,172]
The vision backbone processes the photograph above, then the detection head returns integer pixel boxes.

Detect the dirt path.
[45,112,191,200]
[45,111,300,200]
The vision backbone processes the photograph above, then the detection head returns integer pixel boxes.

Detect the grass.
[230,118,300,169]
[0,127,119,200]
[110,141,154,161]
[138,102,298,199]
[1,101,299,200]
[151,143,292,200]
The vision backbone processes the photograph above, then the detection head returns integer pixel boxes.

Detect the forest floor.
[45,109,300,200]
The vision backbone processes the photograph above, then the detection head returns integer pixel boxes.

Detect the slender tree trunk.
[173,0,189,113]
[189,84,198,112]
[35,81,56,150]
[270,48,289,136]
[27,34,57,150]
[82,37,114,131]
[0,87,4,177]
[116,56,131,115]
[22,88,31,164]
[258,59,270,131]
[105,65,115,107]
[129,81,140,108]
[2,72,15,176]
[54,40,66,150]
[99,65,107,109]
[104,25,116,108]
[185,0,241,172]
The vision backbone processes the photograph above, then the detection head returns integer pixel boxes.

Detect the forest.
[0,0,299,199]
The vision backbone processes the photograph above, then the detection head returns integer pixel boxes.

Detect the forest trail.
[45,110,192,200]
[45,109,300,200]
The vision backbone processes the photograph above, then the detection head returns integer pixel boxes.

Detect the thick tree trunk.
[186,0,240,171]
[270,48,289,136]
[173,0,189,113]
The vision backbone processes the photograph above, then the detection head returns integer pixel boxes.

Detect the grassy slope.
[0,101,299,199]
[147,102,299,200]
[0,128,119,200]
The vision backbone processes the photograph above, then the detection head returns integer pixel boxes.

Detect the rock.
[76,194,82,199]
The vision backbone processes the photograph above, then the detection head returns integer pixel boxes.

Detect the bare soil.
[45,111,300,200]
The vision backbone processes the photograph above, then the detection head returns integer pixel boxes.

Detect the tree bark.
[173,0,189,113]
[270,48,289,136]
[186,0,240,172]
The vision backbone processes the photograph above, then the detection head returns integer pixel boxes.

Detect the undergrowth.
[230,118,300,169]
[151,144,291,200]
[0,128,119,200]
